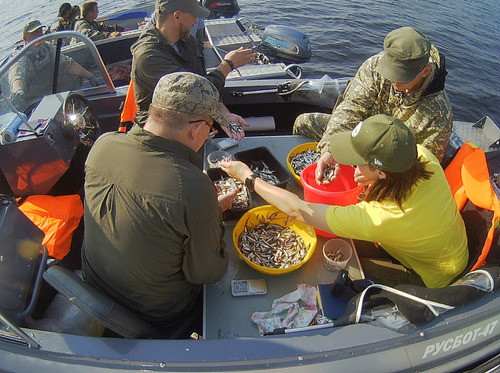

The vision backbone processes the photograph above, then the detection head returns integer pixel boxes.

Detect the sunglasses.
[189,119,218,139]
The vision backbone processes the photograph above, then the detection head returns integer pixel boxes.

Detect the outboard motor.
[202,0,240,18]
[260,25,312,64]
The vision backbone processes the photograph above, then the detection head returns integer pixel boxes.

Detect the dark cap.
[152,72,229,127]
[22,20,45,36]
[155,0,210,18]
[58,3,72,17]
[377,27,431,84]
[329,114,417,173]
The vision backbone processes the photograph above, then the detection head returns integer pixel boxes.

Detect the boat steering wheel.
[62,93,99,147]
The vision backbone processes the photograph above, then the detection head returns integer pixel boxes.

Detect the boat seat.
[0,199,47,326]
[43,265,163,339]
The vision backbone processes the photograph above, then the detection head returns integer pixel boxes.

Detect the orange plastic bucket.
[301,163,363,237]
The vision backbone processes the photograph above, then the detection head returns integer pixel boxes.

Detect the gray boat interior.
[0,27,499,372]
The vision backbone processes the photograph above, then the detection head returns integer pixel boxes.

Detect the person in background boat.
[8,20,100,112]
[293,27,453,183]
[75,1,128,40]
[82,72,236,337]
[222,114,468,289]
[54,3,80,31]
[131,0,257,138]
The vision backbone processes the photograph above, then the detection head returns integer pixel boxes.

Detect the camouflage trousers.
[292,112,332,141]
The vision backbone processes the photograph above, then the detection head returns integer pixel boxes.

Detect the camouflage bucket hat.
[329,114,417,173]
[23,20,44,35]
[152,72,229,127]
[377,27,431,84]
[156,0,210,18]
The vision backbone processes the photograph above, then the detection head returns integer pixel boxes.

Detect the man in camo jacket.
[294,27,452,179]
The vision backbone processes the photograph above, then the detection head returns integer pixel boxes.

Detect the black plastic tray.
[234,146,291,189]
[207,168,254,221]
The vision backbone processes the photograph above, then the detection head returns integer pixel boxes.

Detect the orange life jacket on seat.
[444,141,500,272]
[18,194,84,260]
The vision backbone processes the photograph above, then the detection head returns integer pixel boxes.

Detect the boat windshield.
[0,31,114,116]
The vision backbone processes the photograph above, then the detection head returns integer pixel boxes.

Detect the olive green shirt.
[131,25,225,127]
[74,18,124,41]
[82,126,228,321]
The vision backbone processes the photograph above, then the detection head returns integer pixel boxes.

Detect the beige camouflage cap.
[156,0,210,18]
[377,27,431,84]
[23,20,44,36]
[152,72,229,127]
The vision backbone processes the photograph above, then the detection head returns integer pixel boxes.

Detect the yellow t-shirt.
[326,145,468,288]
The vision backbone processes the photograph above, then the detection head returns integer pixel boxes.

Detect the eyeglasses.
[189,119,218,140]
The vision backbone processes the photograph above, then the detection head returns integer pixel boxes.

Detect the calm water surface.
[1,0,498,124]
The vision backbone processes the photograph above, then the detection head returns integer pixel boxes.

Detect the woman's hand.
[353,166,372,187]
[220,160,253,183]
[315,152,340,184]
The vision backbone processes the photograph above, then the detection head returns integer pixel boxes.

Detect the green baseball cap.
[156,0,210,18]
[329,114,417,173]
[377,27,431,84]
[23,20,44,36]
[152,72,229,127]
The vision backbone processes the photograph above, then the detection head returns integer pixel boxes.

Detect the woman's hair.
[361,156,434,210]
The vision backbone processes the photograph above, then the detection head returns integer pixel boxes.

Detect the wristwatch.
[245,173,259,192]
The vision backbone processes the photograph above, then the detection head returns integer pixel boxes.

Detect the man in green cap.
[8,19,100,111]
[131,0,257,138]
[293,27,453,182]
[222,114,468,288]
[83,72,237,337]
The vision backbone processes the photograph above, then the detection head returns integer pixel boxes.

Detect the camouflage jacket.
[74,18,124,41]
[54,17,75,31]
[318,46,452,160]
[8,42,73,102]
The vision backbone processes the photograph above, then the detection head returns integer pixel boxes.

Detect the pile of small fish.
[210,155,232,168]
[213,176,250,209]
[251,162,280,185]
[319,163,339,182]
[325,248,345,262]
[290,149,320,175]
[228,122,243,135]
[239,212,310,269]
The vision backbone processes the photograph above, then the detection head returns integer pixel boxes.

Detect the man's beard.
[179,23,192,39]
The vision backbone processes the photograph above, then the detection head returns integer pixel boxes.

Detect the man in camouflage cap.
[9,19,99,111]
[293,27,452,182]
[82,72,236,337]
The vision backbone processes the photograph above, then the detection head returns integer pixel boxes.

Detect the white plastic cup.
[323,238,352,271]
[207,150,231,168]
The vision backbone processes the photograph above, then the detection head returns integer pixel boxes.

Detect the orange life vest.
[18,194,84,260]
[119,80,136,132]
[444,141,500,271]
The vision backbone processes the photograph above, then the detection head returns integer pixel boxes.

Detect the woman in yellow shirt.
[221,114,468,288]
